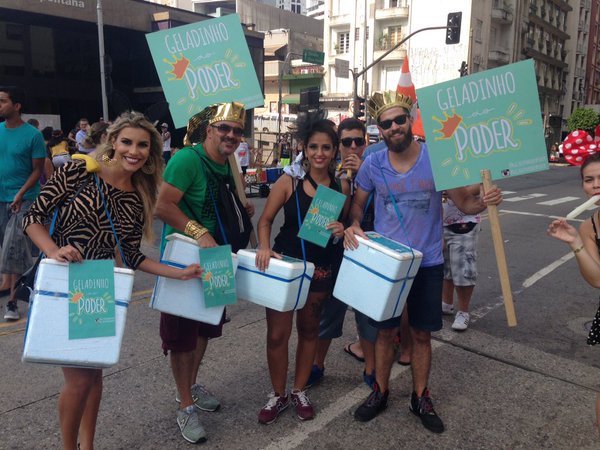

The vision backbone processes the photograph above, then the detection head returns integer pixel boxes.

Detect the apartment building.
[321,0,599,135]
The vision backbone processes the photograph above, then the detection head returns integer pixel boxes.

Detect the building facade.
[1,0,264,144]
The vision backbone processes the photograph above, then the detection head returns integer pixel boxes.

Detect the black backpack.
[185,150,253,252]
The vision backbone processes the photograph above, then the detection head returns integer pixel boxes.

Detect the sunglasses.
[378,114,408,130]
[340,137,366,147]
[210,124,244,137]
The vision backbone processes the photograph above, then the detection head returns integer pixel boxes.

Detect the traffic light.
[459,61,468,77]
[354,96,365,118]
[446,12,462,45]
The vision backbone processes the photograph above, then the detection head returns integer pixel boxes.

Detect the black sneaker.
[410,389,444,433]
[354,382,388,422]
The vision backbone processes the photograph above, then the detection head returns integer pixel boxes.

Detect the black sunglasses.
[211,124,244,137]
[340,137,366,147]
[378,114,408,130]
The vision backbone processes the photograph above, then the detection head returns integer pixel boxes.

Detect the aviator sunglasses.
[378,114,408,130]
[340,137,366,147]
[210,124,244,137]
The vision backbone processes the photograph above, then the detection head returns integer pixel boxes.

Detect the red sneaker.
[258,393,289,425]
[290,389,315,421]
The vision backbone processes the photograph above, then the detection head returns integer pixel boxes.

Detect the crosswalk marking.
[503,193,547,202]
[536,196,580,206]
[501,190,516,195]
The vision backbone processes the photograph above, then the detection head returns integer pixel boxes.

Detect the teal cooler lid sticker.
[200,245,237,308]
[68,260,116,340]
[365,232,412,254]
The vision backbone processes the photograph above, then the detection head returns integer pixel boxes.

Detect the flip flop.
[343,342,365,363]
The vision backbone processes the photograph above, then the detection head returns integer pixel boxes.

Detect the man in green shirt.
[155,102,254,444]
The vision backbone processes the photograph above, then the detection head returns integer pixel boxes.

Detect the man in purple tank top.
[344,90,503,433]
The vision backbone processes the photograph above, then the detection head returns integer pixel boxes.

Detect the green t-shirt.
[162,144,231,241]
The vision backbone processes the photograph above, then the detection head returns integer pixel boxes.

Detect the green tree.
[567,108,600,134]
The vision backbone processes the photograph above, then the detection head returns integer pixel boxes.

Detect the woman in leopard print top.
[23,111,202,450]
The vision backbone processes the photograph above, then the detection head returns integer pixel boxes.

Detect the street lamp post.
[277,51,302,156]
[97,0,109,120]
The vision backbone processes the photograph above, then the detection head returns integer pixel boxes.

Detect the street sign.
[302,49,325,65]
[335,58,349,78]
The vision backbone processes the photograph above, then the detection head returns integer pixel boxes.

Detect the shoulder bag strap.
[94,174,128,268]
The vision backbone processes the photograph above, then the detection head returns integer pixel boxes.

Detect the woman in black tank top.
[547,153,600,433]
[255,114,349,423]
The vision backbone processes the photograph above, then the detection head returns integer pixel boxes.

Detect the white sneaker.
[4,301,19,320]
[441,302,454,315]
[452,311,470,331]
[177,405,207,444]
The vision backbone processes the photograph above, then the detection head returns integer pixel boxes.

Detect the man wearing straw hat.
[155,102,254,444]
[344,91,502,433]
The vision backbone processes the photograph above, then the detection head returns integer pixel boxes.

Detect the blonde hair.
[95,111,164,241]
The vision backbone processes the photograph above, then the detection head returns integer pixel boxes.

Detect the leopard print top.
[23,160,146,269]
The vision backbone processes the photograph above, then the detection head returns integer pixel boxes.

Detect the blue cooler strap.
[293,179,308,310]
[95,174,128,268]
[378,164,417,317]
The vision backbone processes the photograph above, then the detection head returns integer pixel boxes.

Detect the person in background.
[0,86,46,320]
[82,122,110,158]
[27,118,40,129]
[161,123,172,165]
[255,111,348,424]
[24,111,202,450]
[547,153,600,435]
[235,137,250,175]
[75,118,91,154]
[441,185,482,331]
[48,130,73,169]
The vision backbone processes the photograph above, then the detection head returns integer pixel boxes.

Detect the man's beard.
[384,128,413,153]
[217,136,237,155]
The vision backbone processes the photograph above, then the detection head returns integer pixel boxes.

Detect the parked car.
[367,124,380,143]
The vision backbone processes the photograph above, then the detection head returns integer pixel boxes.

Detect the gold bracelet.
[184,220,209,241]
[573,244,585,254]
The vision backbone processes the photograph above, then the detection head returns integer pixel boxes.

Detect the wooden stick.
[481,169,517,327]
[228,155,258,248]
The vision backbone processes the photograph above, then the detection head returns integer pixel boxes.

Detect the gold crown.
[184,102,246,146]
[209,101,246,126]
[367,91,413,121]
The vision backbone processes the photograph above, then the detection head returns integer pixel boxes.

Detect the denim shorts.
[370,264,444,332]
[318,295,378,342]
[0,201,33,274]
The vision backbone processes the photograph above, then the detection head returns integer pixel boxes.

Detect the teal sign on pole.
[416,59,548,191]
[146,14,264,129]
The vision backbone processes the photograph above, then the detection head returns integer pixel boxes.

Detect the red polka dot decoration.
[562,130,597,166]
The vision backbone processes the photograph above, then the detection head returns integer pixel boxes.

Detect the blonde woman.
[23,111,202,450]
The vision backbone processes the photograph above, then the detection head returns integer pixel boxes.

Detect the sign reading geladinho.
[416,59,548,191]
[146,14,263,128]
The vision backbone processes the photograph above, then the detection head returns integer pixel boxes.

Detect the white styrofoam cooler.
[333,232,422,321]
[22,259,134,368]
[150,234,237,324]
[235,249,315,312]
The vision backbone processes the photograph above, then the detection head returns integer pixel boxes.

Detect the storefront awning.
[282,94,300,105]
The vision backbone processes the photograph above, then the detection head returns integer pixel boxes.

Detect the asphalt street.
[1,163,600,449]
